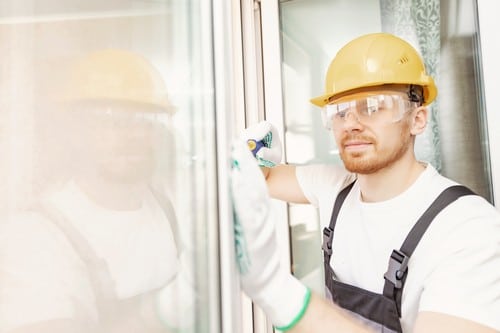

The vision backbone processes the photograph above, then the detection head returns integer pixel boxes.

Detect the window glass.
[0,1,219,332]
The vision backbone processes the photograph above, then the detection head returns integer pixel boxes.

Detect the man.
[231,33,500,332]
[0,49,194,333]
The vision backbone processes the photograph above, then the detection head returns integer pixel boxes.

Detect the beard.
[339,126,412,175]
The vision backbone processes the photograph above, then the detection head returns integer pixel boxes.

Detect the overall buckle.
[322,227,333,255]
[384,249,409,289]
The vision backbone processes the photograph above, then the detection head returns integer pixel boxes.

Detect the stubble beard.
[339,128,412,175]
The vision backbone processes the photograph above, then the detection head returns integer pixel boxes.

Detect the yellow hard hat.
[310,33,437,107]
[65,49,172,111]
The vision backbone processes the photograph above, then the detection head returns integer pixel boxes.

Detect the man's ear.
[410,106,428,135]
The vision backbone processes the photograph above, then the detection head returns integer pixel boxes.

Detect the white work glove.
[241,121,282,168]
[230,140,310,331]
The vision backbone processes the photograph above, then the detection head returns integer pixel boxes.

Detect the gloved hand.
[230,140,311,331]
[241,121,282,168]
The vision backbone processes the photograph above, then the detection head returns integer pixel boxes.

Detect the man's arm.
[413,311,498,333]
[262,165,309,204]
[242,121,309,204]
[286,295,498,333]
[287,293,372,333]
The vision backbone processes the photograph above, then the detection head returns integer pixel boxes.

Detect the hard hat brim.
[310,94,331,108]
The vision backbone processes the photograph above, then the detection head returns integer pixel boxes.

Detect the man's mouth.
[344,142,371,151]
[342,137,374,152]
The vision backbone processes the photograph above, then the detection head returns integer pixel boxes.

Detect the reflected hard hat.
[66,49,172,111]
[310,33,437,107]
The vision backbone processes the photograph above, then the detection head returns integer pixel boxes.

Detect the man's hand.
[241,121,282,168]
[230,140,309,330]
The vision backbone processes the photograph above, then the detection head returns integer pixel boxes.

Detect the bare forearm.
[287,294,500,333]
[261,165,271,180]
[263,164,309,203]
[288,293,373,333]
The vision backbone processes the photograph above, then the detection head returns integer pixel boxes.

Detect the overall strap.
[40,201,119,319]
[150,187,179,249]
[383,185,476,316]
[322,181,356,266]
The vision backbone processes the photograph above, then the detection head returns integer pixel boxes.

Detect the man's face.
[90,115,157,184]
[70,102,167,185]
[330,92,415,174]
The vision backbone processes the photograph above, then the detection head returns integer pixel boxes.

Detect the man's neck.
[357,157,426,203]
[75,177,148,211]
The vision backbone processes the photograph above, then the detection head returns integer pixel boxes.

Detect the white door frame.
[477,0,500,206]
[212,0,248,332]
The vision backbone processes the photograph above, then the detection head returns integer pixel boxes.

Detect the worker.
[0,49,194,333]
[232,33,500,333]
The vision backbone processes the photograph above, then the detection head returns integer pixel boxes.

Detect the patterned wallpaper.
[380,0,442,170]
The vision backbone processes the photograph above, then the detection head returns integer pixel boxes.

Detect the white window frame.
[477,0,500,206]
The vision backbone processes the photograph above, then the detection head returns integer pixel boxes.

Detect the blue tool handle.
[247,139,265,157]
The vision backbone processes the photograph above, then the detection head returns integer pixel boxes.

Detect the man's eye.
[358,106,377,116]
[336,111,347,118]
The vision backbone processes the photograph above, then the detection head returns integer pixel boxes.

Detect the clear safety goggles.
[322,93,419,130]
[68,100,173,127]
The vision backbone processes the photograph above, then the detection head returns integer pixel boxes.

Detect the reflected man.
[0,49,193,333]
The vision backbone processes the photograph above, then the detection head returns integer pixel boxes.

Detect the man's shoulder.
[295,163,355,205]
[439,193,500,228]
[426,167,498,220]
[3,210,56,238]
[296,163,353,186]
[1,210,83,261]
[421,186,500,257]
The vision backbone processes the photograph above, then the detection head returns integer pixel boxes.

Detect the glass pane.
[279,0,492,293]
[0,1,220,333]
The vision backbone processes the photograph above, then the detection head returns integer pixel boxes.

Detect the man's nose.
[342,109,363,129]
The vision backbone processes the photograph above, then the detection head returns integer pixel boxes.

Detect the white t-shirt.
[0,181,178,331]
[296,163,500,332]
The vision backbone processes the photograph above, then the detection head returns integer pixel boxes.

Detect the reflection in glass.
[0,2,219,333]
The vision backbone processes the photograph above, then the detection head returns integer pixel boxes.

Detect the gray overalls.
[40,188,178,332]
[322,182,474,332]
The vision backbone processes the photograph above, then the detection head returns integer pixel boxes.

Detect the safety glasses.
[68,100,173,128]
[322,93,419,130]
